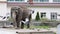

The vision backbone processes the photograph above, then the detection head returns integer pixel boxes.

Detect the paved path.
[0,28,57,34]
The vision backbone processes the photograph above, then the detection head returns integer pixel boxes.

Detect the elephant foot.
[14,26,20,29]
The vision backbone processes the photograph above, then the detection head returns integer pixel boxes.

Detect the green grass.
[24,25,52,29]
[30,26,50,29]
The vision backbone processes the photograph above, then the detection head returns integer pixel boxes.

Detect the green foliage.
[35,12,40,21]
[30,26,50,29]
[7,17,13,22]
[54,32,56,34]
[40,18,48,22]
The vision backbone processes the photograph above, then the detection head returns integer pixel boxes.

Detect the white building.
[0,0,60,20]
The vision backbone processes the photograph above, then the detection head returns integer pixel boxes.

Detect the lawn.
[30,26,51,29]
[24,25,56,29]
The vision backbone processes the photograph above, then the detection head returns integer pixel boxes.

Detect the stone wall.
[0,21,13,27]
[0,20,59,27]
[31,20,60,27]
[17,31,54,34]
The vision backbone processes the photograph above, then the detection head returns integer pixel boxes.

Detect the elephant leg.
[27,14,31,28]
[27,21,30,28]
[16,15,21,28]
[21,22,24,29]
[13,21,17,28]
[17,21,20,28]
[12,18,17,28]
[14,22,17,28]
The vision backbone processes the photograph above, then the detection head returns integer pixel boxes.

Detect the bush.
[35,12,40,21]
[40,18,49,22]
[7,17,13,22]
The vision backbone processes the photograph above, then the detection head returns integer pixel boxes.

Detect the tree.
[35,12,40,21]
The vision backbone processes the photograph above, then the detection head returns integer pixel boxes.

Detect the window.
[33,0,49,2]
[7,0,14,1]
[51,12,57,20]
[53,0,60,2]
[7,0,24,2]
[33,0,38,2]
[41,12,46,18]
[15,0,24,1]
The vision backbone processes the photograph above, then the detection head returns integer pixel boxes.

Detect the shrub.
[35,12,40,21]
[40,18,48,22]
[7,17,13,22]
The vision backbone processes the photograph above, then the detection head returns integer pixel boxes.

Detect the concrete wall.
[0,0,7,20]
[28,7,60,20]
[0,21,13,27]
[7,7,11,16]
[17,31,54,34]
[57,24,60,34]
[49,0,53,2]
[0,3,7,16]
[0,0,7,1]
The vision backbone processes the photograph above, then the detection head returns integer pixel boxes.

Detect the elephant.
[11,6,34,29]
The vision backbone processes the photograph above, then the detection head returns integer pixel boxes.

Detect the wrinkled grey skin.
[11,7,34,28]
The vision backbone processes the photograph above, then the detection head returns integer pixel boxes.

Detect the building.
[0,0,60,20]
